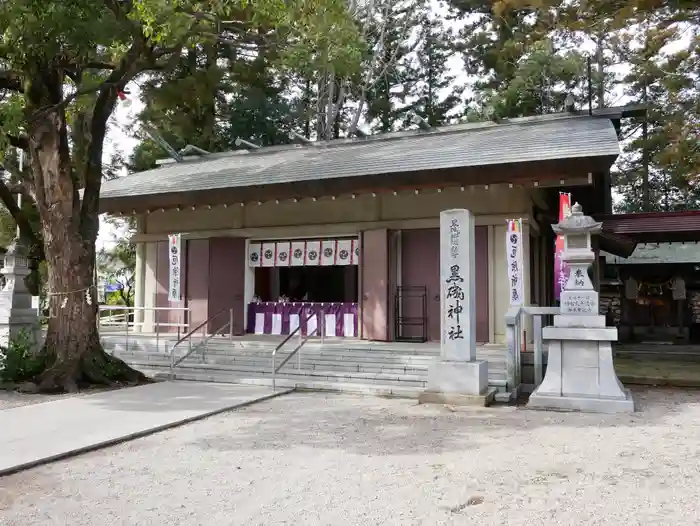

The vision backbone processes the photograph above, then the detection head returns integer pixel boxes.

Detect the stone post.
[527,203,634,413]
[419,209,495,406]
[0,237,40,349]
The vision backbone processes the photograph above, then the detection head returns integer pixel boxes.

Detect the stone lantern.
[0,236,39,348]
[554,202,601,317]
[527,203,634,413]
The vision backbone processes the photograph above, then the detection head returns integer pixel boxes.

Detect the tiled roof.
[101,113,621,200]
[598,210,700,242]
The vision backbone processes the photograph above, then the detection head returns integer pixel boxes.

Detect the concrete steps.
[116,352,507,383]
[106,336,511,400]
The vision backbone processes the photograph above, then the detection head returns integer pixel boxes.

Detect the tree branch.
[0,70,24,93]
[80,4,193,237]
[7,134,29,151]
[0,177,41,250]
[84,62,118,71]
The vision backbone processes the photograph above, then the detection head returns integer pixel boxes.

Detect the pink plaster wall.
[361,229,389,341]
[400,229,440,340]
[185,239,210,331]
[401,227,489,342]
[208,237,246,335]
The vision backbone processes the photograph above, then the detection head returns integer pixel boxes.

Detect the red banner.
[554,193,571,301]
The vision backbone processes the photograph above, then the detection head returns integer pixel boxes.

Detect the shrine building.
[99,107,640,344]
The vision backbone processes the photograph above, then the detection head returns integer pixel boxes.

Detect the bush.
[0,329,45,384]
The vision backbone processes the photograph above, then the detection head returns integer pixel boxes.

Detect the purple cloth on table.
[246,302,358,336]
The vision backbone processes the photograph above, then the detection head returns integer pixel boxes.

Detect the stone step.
[116,353,508,380]
[114,349,507,371]
[126,358,510,393]
[139,368,425,399]
[103,336,507,357]
[120,348,440,364]
[104,339,443,357]
[110,346,507,366]
[134,361,428,387]
[134,366,510,399]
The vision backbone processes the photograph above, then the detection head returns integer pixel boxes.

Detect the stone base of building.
[527,388,635,414]
[419,387,497,407]
[420,359,491,406]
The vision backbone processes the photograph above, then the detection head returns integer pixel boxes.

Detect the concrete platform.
[526,388,635,414]
[0,381,290,476]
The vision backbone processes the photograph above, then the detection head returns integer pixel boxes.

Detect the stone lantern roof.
[552,202,603,236]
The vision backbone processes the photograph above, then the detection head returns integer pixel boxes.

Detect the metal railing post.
[170,343,175,379]
[125,309,130,353]
[229,308,234,341]
[272,353,276,391]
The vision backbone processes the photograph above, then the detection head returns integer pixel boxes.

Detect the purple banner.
[554,245,569,302]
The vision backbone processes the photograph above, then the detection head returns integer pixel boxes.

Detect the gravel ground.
[2,387,700,525]
[0,391,69,410]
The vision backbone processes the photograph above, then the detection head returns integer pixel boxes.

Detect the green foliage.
[449,0,698,212]
[0,329,44,384]
[404,14,464,127]
[484,39,586,117]
[98,216,136,307]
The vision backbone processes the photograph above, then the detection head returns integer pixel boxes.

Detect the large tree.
[465,0,698,212]
[0,0,361,392]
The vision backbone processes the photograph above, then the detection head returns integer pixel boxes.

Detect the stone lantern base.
[527,317,634,414]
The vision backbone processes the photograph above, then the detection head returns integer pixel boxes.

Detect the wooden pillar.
[360,228,389,341]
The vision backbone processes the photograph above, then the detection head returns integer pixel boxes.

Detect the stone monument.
[0,236,40,349]
[527,203,634,413]
[419,209,496,406]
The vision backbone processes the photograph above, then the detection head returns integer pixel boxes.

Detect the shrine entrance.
[618,264,690,343]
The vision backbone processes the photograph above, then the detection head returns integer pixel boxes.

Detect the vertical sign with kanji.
[440,209,477,362]
[168,233,182,302]
[506,219,525,306]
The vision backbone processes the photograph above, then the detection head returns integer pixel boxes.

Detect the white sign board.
[168,234,182,302]
[440,209,476,361]
[506,220,525,306]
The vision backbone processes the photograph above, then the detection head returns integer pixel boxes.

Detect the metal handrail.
[271,313,325,391]
[97,305,190,353]
[168,308,234,376]
[172,317,233,368]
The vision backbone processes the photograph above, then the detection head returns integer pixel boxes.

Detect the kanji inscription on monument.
[560,290,597,314]
[440,209,476,361]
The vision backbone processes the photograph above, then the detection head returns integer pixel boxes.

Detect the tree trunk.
[38,231,145,393]
[26,76,146,393]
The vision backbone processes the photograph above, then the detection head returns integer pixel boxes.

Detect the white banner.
[320,240,337,266]
[506,220,525,306]
[290,241,306,266]
[336,239,353,266]
[248,238,359,267]
[276,241,291,266]
[305,240,321,266]
[350,239,360,265]
[248,242,262,267]
[168,233,182,302]
[261,242,276,267]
